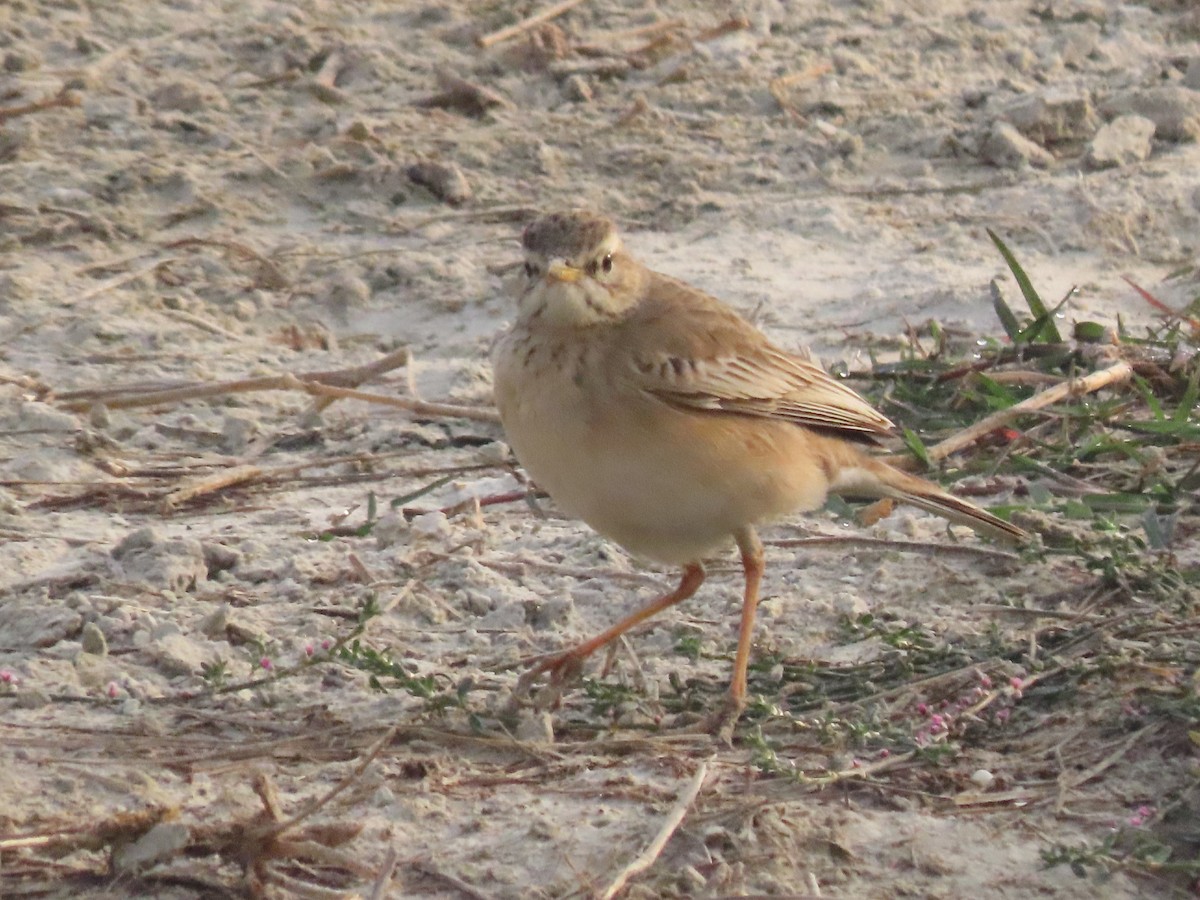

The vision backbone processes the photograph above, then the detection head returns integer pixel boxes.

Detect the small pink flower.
[106,682,119,699]
[305,643,315,657]
[979,673,993,689]
[995,708,1011,724]
[259,657,273,671]
[878,748,890,759]
[916,703,928,716]
[320,638,332,651]
[0,669,18,685]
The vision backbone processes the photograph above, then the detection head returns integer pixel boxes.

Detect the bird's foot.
[684,692,746,744]
[506,650,586,714]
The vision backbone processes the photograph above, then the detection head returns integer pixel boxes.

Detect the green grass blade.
[1172,364,1199,424]
[989,279,1023,342]
[390,473,458,508]
[1119,420,1200,439]
[902,427,933,469]
[987,228,1063,343]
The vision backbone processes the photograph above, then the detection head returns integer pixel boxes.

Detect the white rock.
[1001,90,1097,144]
[980,121,1054,169]
[1100,86,1200,142]
[1085,115,1155,169]
[1187,58,1200,91]
[515,711,555,743]
[410,510,450,537]
[152,632,210,676]
[113,822,191,872]
[970,768,996,790]
[16,400,80,431]
[0,604,83,648]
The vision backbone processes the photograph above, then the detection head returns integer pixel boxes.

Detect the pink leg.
[518,563,706,694]
[712,526,764,740]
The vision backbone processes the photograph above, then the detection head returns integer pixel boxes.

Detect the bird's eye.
[586,254,613,277]
[524,261,540,278]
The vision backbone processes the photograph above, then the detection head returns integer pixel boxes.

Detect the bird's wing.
[620,274,895,441]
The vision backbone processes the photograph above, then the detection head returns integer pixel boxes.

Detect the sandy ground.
[2,0,1200,897]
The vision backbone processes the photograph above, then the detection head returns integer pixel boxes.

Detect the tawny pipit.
[493,210,1027,730]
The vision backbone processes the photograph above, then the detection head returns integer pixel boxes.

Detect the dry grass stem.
[161,307,243,340]
[694,15,751,42]
[263,724,398,837]
[289,378,501,423]
[55,347,408,410]
[161,237,288,290]
[476,0,590,48]
[73,257,183,304]
[0,88,80,124]
[410,860,496,900]
[768,535,1021,563]
[161,465,265,511]
[579,17,684,49]
[925,360,1134,462]
[51,347,497,423]
[369,847,399,900]
[597,760,710,900]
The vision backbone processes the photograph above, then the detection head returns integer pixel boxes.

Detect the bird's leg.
[514,563,706,705]
[709,526,764,741]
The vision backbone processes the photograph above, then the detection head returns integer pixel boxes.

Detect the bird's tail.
[830,454,1028,544]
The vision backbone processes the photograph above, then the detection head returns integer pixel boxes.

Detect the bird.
[492,209,1027,735]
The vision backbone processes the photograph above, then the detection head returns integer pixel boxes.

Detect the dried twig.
[410,860,495,900]
[53,348,497,423]
[289,378,501,423]
[924,361,1134,463]
[768,63,831,119]
[369,847,399,900]
[415,70,513,116]
[262,725,398,837]
[161,465,264,512]
[476,0,590,49]
[162,237,289,290]
[386,203,533,235]
[768,535,1020,563]
[597,760,709,900]
[303,346,410,415]
[1055,723,1162,801]
[576,17,684,53]
[0,89,80,124]
[694,15,751,42]
[162,307,243,340]
[73,257,183,304]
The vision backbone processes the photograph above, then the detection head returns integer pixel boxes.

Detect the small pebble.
[80,621,108,656]
[980,120,1054,169]
[970,768,996,790]
[1085,114,1155,169]
[407,161,471,206]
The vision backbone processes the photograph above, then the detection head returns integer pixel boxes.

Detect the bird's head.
[516,210,644,326]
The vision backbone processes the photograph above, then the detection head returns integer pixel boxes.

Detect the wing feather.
[618,272,895,442]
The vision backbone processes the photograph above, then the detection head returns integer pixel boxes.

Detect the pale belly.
[493,333,831,564]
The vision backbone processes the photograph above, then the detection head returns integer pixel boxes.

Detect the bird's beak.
[547,260,582,283]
